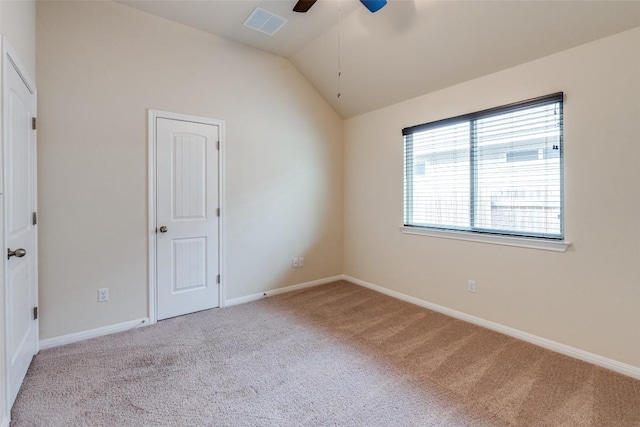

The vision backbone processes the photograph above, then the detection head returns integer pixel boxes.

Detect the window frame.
[402,93,569,251]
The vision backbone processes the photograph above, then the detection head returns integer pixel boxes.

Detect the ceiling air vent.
[243,7,288,36]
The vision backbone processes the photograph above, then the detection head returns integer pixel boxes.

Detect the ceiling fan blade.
[293,0,317,13]
[360,0,387,13]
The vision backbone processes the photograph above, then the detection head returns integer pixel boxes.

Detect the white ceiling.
[116,0,361,57]
[117,0,640,118]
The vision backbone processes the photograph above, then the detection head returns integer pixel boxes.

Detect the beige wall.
[36,1,343,339]
[0,0,36,420]
[344,28,640,368]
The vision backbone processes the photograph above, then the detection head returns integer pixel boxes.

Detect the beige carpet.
[11,281,640,426]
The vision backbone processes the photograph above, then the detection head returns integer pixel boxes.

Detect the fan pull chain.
[337,0,342,99]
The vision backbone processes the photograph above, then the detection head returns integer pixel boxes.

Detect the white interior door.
[4,51,38,406]
[156,117,219,320]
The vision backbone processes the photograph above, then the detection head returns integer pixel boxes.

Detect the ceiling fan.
[293,0,387,14]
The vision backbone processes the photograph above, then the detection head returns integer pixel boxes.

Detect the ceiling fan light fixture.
[360,0,387,13]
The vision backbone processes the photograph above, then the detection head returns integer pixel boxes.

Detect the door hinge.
[32,117,36,130]
[216,208,220,217]
[32,212,38,225]
[33,307,38,320]
[216,140,220,150]
[216,274,220,284]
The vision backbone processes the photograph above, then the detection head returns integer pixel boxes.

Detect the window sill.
[399,226,570,252]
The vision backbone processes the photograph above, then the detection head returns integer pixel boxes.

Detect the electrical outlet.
[292,258,300,268]
[299,257,304,267]
[467,280,476,293]
[98,288,109,302]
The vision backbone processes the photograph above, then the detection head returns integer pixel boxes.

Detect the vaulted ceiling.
[116,0,640,118]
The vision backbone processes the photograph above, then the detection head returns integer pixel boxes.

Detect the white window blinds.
[403,93,564,240]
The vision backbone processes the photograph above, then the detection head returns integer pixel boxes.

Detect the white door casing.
[150,112,223,321]
[3,39,38,408]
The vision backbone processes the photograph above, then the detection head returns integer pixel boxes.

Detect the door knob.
[7,248,26,259]
[159,226,168,233]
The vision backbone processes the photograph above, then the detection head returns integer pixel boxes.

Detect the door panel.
[173,238,206,292]
[173,135,206,219]
[156,118,219,320]
[5,55,37,406]
[8,262,31,360]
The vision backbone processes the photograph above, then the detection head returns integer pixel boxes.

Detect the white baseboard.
[224,275,344,307]
[39,318,149,351]
[40,275,344,349]
[37,276,639,380]
[344,275,640,380]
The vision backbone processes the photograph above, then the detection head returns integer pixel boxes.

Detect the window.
[403,93,564,241]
